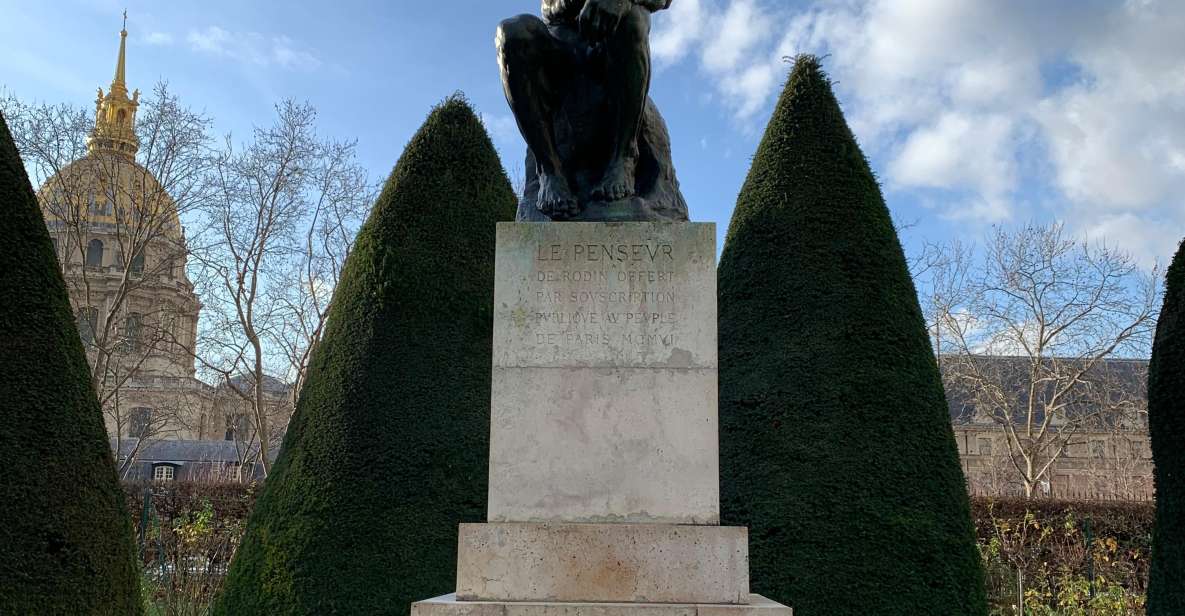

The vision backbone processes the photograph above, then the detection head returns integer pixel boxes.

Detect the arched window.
[129,407,153,438]
[85,239,104,267]
[129,251,145,277]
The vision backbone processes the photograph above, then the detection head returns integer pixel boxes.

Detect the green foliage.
[974,499,1151,615]
[0,114,143,613]
[718,56,986,615]
[1148,239,1185,614]
[139,491,244,616]
[213,96,516,615]
[1021,573,1145,616]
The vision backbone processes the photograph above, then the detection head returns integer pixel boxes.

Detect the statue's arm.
[634,0,672,11]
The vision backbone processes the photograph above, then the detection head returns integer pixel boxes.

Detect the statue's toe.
[593,176,634,202]
[538,174,579,219]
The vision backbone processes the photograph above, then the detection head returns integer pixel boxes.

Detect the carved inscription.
[532,243,679,353]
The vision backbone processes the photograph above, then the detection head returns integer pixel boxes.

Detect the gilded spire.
[88,11,140,158]
[111,10,129,97]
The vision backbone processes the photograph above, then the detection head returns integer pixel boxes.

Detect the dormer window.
[152,464,175,482]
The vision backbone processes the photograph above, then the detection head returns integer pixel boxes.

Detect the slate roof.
[112,438,279,481]
[941,355,1148,428]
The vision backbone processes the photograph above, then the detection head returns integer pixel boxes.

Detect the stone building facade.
[37,23,290,479]
[947,358,1153,500]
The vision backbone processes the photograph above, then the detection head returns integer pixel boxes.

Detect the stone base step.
[457,523,748,604]
[412,594,792,616]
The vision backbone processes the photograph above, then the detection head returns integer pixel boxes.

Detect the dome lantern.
[87,12,140,160]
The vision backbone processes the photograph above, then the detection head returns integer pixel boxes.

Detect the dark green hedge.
[718,56,986,616]
[972,497,1155,548]
[124,481,259,524]
[1148,239,1185,615]
[213,97,516,615]
[0,114,143,613]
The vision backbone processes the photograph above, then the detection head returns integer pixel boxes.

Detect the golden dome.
[39,17,183,244]
[38,155,185,243]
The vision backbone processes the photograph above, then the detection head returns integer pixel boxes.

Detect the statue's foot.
[538,172,579,219]
[592,160,634,202]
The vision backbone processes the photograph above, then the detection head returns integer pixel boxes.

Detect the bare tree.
[268,137,372,409]
[919,223,1159,497]
[191,100,371,477]
[2,83,212,469]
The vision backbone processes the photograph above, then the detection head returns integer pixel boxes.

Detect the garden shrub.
[718,56,986,616]
[213,96,516,615]
[1148,238,1185,615]
[0,113,143,614]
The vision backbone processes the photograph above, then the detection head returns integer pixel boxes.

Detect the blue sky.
[2,0,1183,266]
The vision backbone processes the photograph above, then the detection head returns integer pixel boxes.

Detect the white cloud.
[187,26,232,55]
[651,0,1185,261]
[1034,3,1185,214]
[1078,213,1183,269]
[889,111,1018,220]
[186,26,322,71]
[271,36,322,71]
[652,0,778,120]
[700,0,771,75]
[144,31,174,46]
[651,0,704,66]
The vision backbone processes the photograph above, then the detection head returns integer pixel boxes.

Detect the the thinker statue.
[497,0,689,222]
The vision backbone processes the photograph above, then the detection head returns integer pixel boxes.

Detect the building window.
[88,195,110,216]
[977,438,993,456]
[77,307,99,345]
[152,464,175,482]
[1090,440,1106,459]
[129,252,145,277]
[128,407,152,438]
[85,239,104,267]
[122,313,142,353]
[224,414,250,441]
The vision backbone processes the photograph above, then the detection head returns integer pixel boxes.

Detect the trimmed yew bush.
[213,97,516,615]
[1148,239,1185,615]
[718,57,987,615]
[0,113,143,614]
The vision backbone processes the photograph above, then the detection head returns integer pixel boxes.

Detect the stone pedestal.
[412,594,791,616]
[456,523,748,604]
[414,594,790,616]
[488,223,718,524]
[410,223,790,616]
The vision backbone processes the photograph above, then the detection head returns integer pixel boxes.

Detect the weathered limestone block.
[456,523,748,604]
[489,223,718,524]
[412,595,793,616]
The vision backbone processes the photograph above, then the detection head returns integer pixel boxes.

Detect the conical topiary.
[0,114,143,613]
[1148,239,1185,615]
[718,57,986,616]
[213,97,517,615]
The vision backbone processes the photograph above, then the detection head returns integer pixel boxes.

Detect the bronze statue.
[497,0,688,222]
